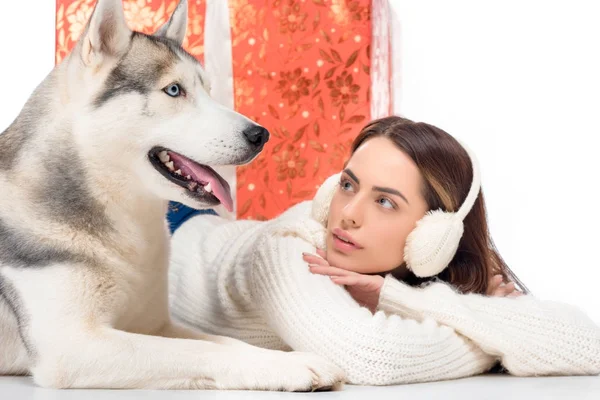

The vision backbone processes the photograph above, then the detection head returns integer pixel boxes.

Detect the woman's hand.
[303,249,384,313]
[487,274,523,298]
[303,251,521,311]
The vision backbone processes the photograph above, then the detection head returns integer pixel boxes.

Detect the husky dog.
[0,0,344,390]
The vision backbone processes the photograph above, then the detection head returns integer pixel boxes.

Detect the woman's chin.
[326,250,358,272]
[326,249,393,275]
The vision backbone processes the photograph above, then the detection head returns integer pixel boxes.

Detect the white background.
[1,0,599,323]
[390,0,600,322]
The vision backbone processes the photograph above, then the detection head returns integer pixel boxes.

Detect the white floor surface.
[1,374,599,400]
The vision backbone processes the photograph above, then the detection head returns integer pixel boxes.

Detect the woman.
[167,116,600,385]
[304,116,526,307]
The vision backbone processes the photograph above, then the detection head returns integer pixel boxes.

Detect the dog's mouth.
[148,147,233,212]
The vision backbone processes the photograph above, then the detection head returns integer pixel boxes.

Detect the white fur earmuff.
[310,140,481,278]
[403,140,481,277]
[311,172,341,227]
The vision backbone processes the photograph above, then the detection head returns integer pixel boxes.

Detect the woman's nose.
[341,216,357,228]
[341,199,362,228]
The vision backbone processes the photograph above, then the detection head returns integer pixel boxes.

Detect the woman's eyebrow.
[343,168,360,183]
[372,186,409,204]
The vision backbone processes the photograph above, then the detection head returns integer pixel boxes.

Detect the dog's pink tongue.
[168,152,233,212]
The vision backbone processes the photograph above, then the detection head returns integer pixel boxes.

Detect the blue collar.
[166,201,218,235]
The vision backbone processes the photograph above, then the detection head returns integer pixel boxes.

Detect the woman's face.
[326,137,429,275]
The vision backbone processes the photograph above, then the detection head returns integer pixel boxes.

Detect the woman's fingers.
[487,275,501,294]
[487,274,503,295]
[316,248,327,259]
[500,282,516,296]
[488,275,522,298]
[493,285,507,297]
[493,282,517,297]
[302,253,329,267]
[331,275,362,286]
[309,265,355,277]
[504,282,516,293]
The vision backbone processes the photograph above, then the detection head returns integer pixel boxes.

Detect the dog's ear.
[80,0,131,66]
[154,0,188,46]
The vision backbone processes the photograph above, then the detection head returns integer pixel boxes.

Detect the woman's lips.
[332,228,363,253]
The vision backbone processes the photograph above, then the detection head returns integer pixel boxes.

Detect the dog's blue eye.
[164,84,182,97]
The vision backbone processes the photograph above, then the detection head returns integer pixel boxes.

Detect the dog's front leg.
[4,265,343,391]
[158,321,264,351]
[31,326,343,391]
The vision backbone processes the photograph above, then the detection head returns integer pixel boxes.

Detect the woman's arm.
[377,275,600,377]
[250,234,497,385]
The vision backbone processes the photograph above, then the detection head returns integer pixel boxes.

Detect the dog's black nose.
[243,125,270,148]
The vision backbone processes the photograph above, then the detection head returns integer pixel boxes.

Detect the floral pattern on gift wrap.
[56,0,206,64]
[231,0,373,220]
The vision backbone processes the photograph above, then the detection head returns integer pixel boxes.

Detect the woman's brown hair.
[351,115,528,295]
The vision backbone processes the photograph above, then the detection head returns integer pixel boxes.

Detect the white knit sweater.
[168,182,600,385]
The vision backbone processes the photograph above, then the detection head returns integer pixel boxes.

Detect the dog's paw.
[220,351,346,391]
[276,351,346,392]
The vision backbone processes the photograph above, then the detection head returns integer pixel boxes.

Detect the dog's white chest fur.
[103,210,172,332]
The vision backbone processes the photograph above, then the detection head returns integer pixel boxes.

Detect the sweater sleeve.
[378,275,600,377]
[249,234,498,385]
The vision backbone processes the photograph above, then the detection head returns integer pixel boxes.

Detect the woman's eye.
[377,197,395,209]
[340,179,354,192]
[164,83,183,97]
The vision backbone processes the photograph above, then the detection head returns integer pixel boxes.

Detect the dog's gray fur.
[0,219,87,268]
[0,76,55,171]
